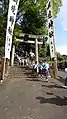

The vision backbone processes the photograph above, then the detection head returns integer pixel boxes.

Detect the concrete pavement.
[0,66,67,119]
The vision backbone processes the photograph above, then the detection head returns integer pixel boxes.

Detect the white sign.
[49,36,55,58]
[5,0,20,59]
[47,0,55,58]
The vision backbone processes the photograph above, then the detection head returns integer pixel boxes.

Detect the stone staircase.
[7,65,39,81]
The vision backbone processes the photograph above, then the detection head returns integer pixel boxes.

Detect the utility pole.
[46,0,58,78]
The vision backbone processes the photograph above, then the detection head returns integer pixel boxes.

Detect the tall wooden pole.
[46,0,58,78]
[1,57,6,81]
[51,1,58,78]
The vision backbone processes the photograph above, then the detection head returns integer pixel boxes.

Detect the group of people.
[16,49,50,81]
[32,60,51,81]
[15,49,51,81]
[15,50,35,66]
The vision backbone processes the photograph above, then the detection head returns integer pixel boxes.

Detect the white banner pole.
[5,0,20,59]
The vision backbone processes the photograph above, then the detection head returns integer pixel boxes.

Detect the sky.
[54,0,67,55]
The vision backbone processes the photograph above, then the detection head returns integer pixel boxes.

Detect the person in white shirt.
[29,50,35,64]
[45,61,49,71]
[41,60,50,81]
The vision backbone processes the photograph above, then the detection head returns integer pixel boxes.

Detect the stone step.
[8,66,38,80]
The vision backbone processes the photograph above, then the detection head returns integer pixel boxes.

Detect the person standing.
[29,50,35,65]
[41,60,50,81]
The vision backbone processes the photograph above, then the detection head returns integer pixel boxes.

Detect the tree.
[52,0,62,17]
[57,52,64,61]
[21,7,46,34]
[18,0,62,20]
[0,0,9,46]
[20,0,62,35]
[39,42,51,60]
[0,0,62,46]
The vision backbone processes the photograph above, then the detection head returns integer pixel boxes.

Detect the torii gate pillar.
[11,45,15,66]
[35,38,39,73]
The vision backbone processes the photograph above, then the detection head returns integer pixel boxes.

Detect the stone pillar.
[5,58,10,76]
[35,38,39,73]
[11,45,15,66]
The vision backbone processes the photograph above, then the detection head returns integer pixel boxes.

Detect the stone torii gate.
[11,33,47,67]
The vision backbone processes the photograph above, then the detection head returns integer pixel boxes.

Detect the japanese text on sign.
[5,0,20,59]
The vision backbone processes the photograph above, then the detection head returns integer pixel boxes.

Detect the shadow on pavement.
[26,78,48,83]
[58,76,65,84]
[46,92,54,95]
[42,84,63,89]
[36,95,67,106]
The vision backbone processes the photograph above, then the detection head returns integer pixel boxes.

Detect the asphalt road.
[0,66,67,119]
[58,70,67,78]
